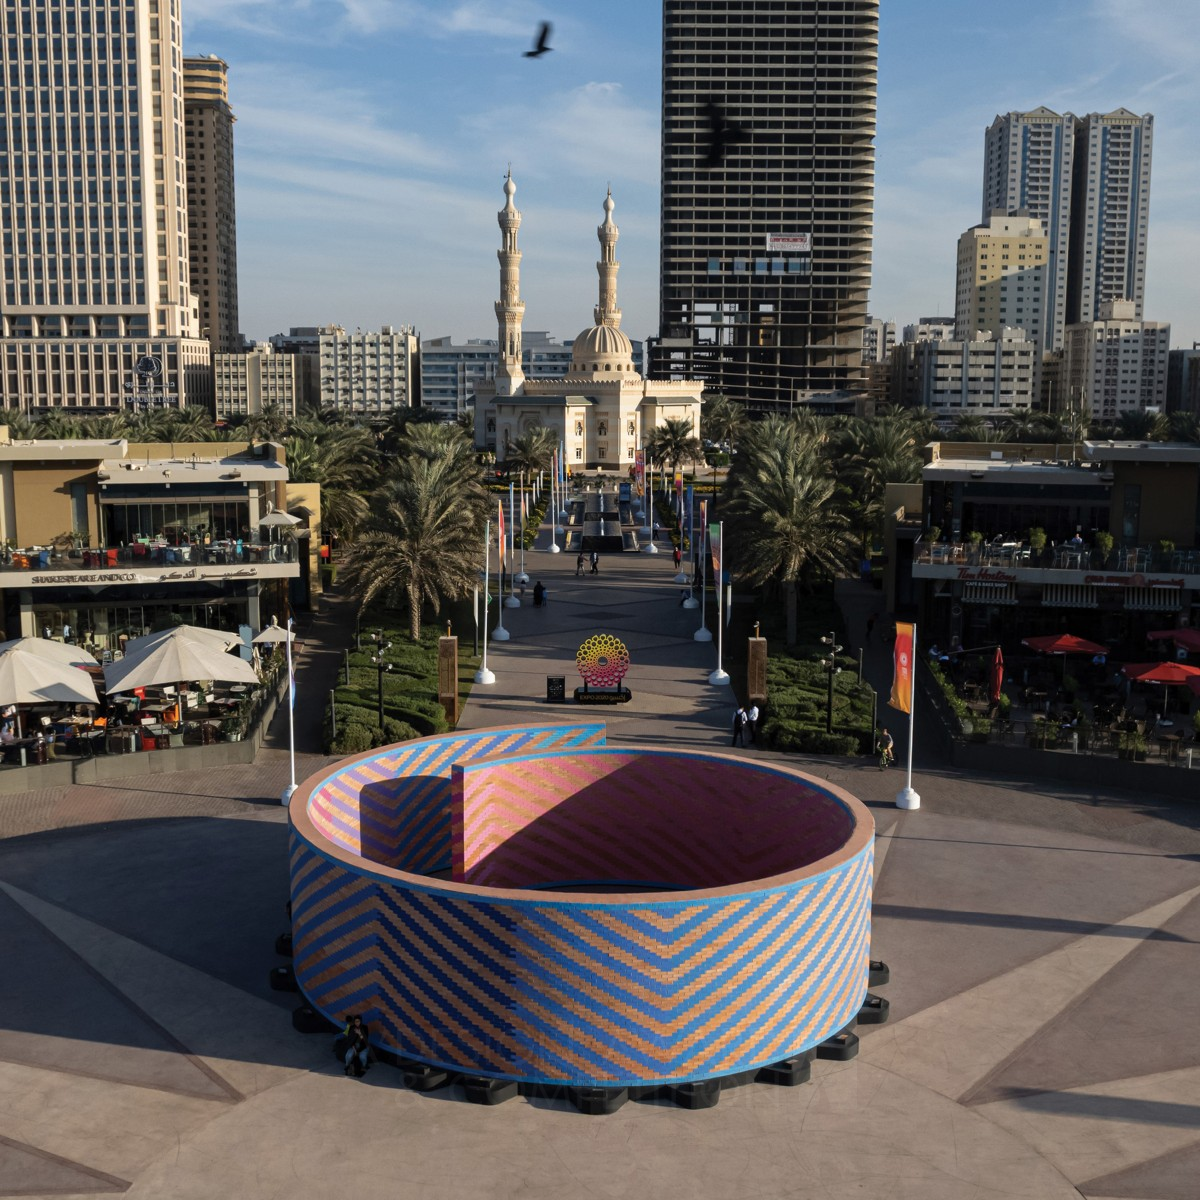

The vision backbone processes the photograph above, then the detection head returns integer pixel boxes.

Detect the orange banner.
[889,622,914,714]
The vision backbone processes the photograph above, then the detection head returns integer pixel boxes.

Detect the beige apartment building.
[318,325,418,417]
[955,213,1048,396]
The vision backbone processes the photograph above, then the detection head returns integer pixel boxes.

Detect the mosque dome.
[570,322,636,375]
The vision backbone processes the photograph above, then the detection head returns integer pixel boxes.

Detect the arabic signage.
[23,565,281,588]
[1084,574,1185,588]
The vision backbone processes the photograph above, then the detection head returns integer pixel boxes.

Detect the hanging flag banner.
[674,469,683,495]
[709,522,721,579]
[497,499,506,566]
[635,449,644,486]
[890,622,914,714]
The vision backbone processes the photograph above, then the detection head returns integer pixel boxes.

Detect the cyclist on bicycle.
[877,727,895,769]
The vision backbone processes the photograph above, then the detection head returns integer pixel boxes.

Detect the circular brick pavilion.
[288,722,874,1088]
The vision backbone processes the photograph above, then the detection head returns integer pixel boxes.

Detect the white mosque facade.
[473,174,703,470]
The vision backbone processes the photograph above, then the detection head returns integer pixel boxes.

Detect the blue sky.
[185,1,1199,348]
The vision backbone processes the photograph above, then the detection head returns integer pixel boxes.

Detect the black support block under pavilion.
[461,1076,520,1105]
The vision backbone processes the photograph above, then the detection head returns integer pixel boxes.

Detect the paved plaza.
[0,534,1198,1199]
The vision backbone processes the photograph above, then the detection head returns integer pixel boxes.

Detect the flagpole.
[695,506,712,642]
[547,453,560,553]
[643,458,658,553]
[517,470,529,583]
[709,520,727,681]
[475,520,495,683]
[683,484,698,607]
[279,617,298,805]
[897,621,920,810]
[505,482,520,606]
[493,503,510,641]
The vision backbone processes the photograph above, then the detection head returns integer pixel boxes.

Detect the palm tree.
[831,416,923,555]
[724,424,855,646]
[1116,409,1168,441]
[240,403,290,444]
[645,415,703,477]
[285,424,378,543]
[342,451,487,641]
[1168,412,1200,444]
[701,393,747,455]
[503,426,557,477]
[0,407,38,439]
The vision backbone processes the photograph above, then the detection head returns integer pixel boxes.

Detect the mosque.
[473,173,704,471]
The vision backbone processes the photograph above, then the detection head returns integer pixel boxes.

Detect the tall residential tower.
[653,0,879,410]
[983,107,1153,353]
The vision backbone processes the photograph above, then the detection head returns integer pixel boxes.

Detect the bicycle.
[877,741,895,770]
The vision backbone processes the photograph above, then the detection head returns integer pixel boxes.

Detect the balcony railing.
[1,539,300,574]
[914,539,1198,575]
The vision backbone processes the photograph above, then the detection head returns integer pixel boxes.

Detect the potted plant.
[1094,530,1114,566]
[1062,672,1079,698]
[927,525,942,544]
[1118,729,1147,761]
[1028,527,1047,562]
[1157,538,1175,566]
[969,716,992,743]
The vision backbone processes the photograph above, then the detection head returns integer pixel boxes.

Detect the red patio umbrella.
[989,646,1004,704]
[1146,628,1200,654]
[1121,661,1200,717]
[1021,634,1108,656]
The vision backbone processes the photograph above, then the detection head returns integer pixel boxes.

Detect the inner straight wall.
[654,0,879,410]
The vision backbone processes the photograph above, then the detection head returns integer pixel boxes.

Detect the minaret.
[494,170,526,396]
[594,188,622,329]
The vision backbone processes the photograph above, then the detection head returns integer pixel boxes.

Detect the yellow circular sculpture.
[576,634,630,688]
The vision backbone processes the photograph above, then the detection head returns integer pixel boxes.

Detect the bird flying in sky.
[524,22,553,58]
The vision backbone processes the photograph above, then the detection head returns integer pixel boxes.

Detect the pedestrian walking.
[746,702,759,743]
[731,705,747,747]
[576,551,585,576]
[590,550,599,575]
[673,546,682,570]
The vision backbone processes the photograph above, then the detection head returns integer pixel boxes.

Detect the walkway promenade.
[0,529,1197,1199]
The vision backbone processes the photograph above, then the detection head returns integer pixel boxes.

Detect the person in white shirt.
[747,703,760,744]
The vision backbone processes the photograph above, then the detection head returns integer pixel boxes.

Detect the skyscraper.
[0,0,212,411]
[184,54,240,355]
[983,108,1153,353]
[653,1,879,410]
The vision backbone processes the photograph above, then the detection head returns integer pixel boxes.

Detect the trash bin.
[546,676,566,703]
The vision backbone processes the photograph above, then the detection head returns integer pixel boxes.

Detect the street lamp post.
[820,631,843,733]
[370,631,392,732]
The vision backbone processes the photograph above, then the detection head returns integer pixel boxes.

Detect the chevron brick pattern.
[306,723,606,869]
[454,750,853,888]
[289,725,874,1087]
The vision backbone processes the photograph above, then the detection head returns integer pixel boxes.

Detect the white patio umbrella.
[0,637,98,667]
[258,510,302,528]
[0,647,99,735]
[123,625,240,658]
[103,628,258,725]
[252,619,294,646]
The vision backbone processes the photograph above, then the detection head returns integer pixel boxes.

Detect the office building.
[213,345,301,422]
[1062,300,1169,421]
[863,317,896,364]
[653,0,879,410]
[318,325,418,418]
[184,55,240,354]
[903,317,956,344]
[983,108,1153,352]
[1167,348,1200,416]
[903,329,1036,417]
[0,0,213,411]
